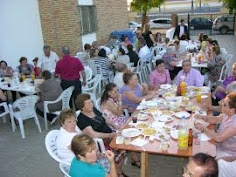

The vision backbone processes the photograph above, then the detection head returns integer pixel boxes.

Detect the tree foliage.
[131,0,166,31]
[221,0,236,14]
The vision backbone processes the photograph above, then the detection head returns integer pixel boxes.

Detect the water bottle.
[178,116,189,150]
[13,72,20,86]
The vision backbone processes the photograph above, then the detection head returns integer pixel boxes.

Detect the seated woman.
[32,57,42,78]
[94,49,114,83]
[127,44,139,67]
[206,46,226,84]
[114,63,128,90]
[75,94,127,177]
[56,109,82,164]
[0,60,14,77]
[119,72,155,112]
[16,57,34,76]
[116,48,130,65]
[162,46,181,80]
[0,89,7,113]
[173,40,186,58]
[149,59,171,90]
[36,70,63,122]
[154,32,162,44]
[194,92,236,158]
[70,134,117,177]
[122,36,132,47]
[201,34,209,52]
[213,63,236,103]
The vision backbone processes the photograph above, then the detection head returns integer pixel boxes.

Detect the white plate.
[137,113,149,121]
[175,111,191,119]
[160,84,172,90]
[170,130,179,139]
[121,128,141,138]
[158,115,174,122]
[155,132,170,141]
[201,95,208,99]
[200,86,210,92]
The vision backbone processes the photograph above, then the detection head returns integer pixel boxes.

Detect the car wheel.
[190,26,194,30]
[220,27,228,34]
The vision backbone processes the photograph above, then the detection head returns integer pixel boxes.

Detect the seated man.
[183,153,218,177]
[218,156,236,177]
[175,60,204,87]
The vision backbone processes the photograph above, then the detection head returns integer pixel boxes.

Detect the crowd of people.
[1,19,235,177]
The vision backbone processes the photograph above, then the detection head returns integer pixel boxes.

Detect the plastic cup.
[132,116,137,123]
[161,140,169,151]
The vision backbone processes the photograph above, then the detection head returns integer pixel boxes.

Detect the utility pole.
[191,0,194,13]
[199,0,201,9]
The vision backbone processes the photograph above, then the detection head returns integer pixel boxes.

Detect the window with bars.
[78,5,97,34]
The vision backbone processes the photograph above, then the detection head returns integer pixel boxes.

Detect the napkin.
[199,133,211,141]
[130,137,149,147]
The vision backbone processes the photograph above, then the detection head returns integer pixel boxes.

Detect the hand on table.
[194,121,204,131]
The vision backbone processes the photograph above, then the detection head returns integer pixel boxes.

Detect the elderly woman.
[173,40,186,58]
[114,63,128,90]
[16,57,34,76]
[36,70,63,122]
[75,93,127,177]
[0,60,14,77]
[162,46,181,80]
[119,72,155,112]
[195,92,236,158]
[213,63,236,102]
[149,59,171,90]
[56,109,82,163]
[207,45,226,84]
[70,134,117,177]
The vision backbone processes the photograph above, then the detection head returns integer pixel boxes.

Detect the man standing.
[173,19,190,40]
[175,60,204,87]
[138,38,151,63]
[55,46,86,102]
[38,45,59,73]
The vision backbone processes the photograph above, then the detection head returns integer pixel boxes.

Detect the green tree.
[131,0,166,31]
[221,0,236,14]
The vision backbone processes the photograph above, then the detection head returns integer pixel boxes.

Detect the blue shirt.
[70,157,106,177]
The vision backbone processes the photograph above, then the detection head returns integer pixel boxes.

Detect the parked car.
[189,17,213,30]
[148,18,172,29]
[129,21,141,30]
[213,15,234,34]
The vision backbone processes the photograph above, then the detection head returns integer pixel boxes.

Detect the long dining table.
[110,88,216,177]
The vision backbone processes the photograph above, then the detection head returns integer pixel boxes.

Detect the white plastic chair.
[59,162,71,177]
[95,98,101,112]
[151,45,166,61]
[0,102,10,124]
[220,48,227,58]
[134,60,145,83]
[9,95,41,139]
[80,66,92,82]
[44,86,75,130]
[82,75,101,104]
[94,64,109,94]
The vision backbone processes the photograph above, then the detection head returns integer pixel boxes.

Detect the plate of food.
[137,112,149,121]
[121,128,141,138]
[175,111,191,119]
[163,92,175,99]
[186,105,200,113]
[135,122,149,129]
[161,110,175,116]
[146,107,159,114]
[162,126,171,134]
[160,84,172,90]
[141,128,157,137]
[187,86,198,91]
[155,132,170,141]
[158,115,174,122]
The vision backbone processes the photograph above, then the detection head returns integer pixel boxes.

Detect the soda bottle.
[178,116,189,150]
[188,128,193,146]
[180,76,187,96]
[197,88,202,104]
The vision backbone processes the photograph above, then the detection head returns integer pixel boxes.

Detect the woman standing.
[142,24,155,48]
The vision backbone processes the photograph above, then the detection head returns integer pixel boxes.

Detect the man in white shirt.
[173,19,190,40]
[38,45,59,73]
[138,38,151,63]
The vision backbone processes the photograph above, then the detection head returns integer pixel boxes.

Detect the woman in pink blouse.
[149,59,171,90]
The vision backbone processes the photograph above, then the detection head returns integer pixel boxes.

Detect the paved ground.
[0,35,235,177]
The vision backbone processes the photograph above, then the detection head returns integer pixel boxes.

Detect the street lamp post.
[191,0,194,13]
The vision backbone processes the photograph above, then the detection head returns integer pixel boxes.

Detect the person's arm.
[122,90,154,104]
[195,71,204,87]
[174,72,181,86]
[104,116,119,130]
[80,70,86,86]
[105,150,117,177]
[166,70,171,84]
[82,126,116,139]
[141,83,149,95]
[195,114,224,124]
[105,96,123,117]
[149,72,155,87]
[149,33,155,45]
[197,124,236,143]
[0,90,7,101]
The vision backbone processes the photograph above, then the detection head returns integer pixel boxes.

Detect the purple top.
[216,75,236,100]
[149,69,171,86]
[217,114,236,156]
[175,68,204,87]
[119,84,143,110]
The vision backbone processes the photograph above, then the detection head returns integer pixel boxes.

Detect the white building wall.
[0,0,44,69]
